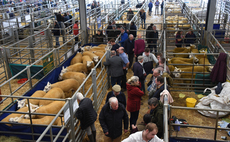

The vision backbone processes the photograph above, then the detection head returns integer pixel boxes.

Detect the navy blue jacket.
[124,38,135,54]
[185,33,196,45]
[52,23,60,36]
[75,98,97,130]
[148,2,153,9]
[111,44,120,51]
[99,102,128,139]
[106,25,112,35]
[133,62,145,81]
[129,24,137,38]
[152,84,166,100]
[140,12,146,20]
[106,91,126,107]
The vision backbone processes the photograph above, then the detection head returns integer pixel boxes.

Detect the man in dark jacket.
[124,34,135,68]
[149,25,158,53]
[75,93,97,142]
[129,22,137,38]
[106,21,113,35]
[106,85,126,107]
[99,97,128,142]
[108,26,118,41]
[149,76,165,99]
[56,11,64,23]
[145,97,163,138]
[127,8,134,21]
[103,50,124,86]
[133,56,146,94]
[110,39,120,53]
[52,21,60,47]
[146,24,153,47]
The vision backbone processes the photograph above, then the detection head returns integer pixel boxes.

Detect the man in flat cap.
[106,85,126,108]
[133,56,146,94]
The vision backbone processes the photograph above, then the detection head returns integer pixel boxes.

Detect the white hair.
[76,92,84,101]
[109,97,118,105]
[127,76,139,84]
[129,34,133,38]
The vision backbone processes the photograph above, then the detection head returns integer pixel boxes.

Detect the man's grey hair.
[76,92,84,101]
[154,68,161,74]
[153,25,156,28]
[109,97,118,105]
[129,34,134,38]
[120,27,125,30]
[148,97,159,106]
[111,50,116,56]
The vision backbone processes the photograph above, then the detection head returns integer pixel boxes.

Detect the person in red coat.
[126,76,144,133]
[134,34,146,62]
[73,20,79,44]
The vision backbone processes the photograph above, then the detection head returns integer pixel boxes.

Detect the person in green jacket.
[144,97,163,138]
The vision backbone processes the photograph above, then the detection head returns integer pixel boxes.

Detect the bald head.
[118,47,124,54]
[153,68,160,77]
[137,34,142,38]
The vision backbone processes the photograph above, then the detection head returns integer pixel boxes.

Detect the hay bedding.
[170,91,230,140]
[0,79,39,111]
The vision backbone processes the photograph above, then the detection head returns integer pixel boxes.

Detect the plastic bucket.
[186,98,197,107]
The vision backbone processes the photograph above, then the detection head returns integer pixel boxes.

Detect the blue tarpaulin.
[0,51,78,141]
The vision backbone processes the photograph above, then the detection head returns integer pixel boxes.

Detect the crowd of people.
[74,21,173,141]
[148,0,165,16]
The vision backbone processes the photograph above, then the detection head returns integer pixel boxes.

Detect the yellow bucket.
[186,98,197,107]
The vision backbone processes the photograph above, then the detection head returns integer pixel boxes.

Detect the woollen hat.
[112,85,121,92]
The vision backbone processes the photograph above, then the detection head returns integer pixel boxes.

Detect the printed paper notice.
[73,100,79,111]
[64,108,70,124]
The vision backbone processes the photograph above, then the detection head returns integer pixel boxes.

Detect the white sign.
[73,100,79,112]
[74,44,78,52]
[64,108,70,124]
[67,50,72,58]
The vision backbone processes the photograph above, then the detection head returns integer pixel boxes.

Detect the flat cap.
[112,85,121,92]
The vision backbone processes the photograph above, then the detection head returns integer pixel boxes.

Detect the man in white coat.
[122,123,164,142]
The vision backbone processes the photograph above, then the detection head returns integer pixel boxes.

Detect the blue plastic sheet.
[0,51,78,141]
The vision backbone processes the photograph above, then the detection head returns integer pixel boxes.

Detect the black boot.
[92,131,96,142]
[88,134,94,142]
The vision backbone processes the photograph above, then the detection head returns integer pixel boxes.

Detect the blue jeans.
[111,76,121,87]
[149,8,152,15]
[161,7,163,15]
[55,36,60,46]
[141,19,146,29]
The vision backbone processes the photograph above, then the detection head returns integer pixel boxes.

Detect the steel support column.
[78,0,88,45]
[205,0,216,45]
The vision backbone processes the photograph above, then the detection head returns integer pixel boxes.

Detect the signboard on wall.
[42,53,54,75]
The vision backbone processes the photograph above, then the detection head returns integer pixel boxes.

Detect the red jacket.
[73,23,79,35]
[126,82,144,112]
[134,39,145,55]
